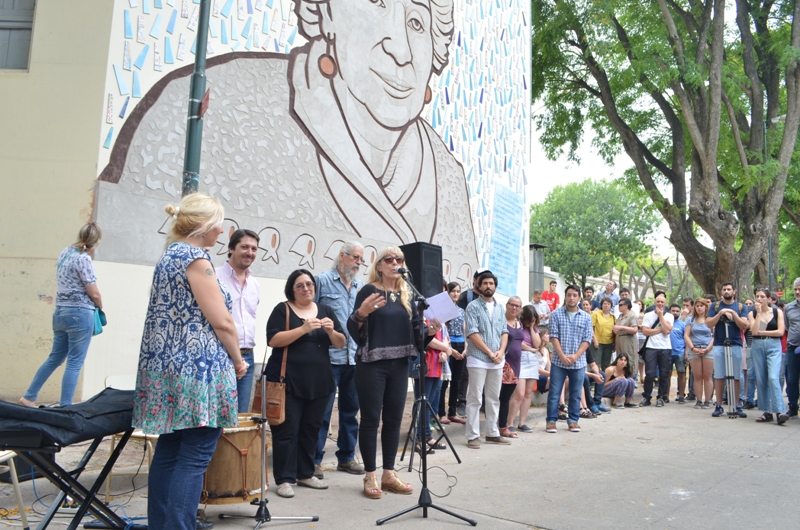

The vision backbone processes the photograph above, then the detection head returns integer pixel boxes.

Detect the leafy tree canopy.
[531,0,800,297]
[530,179,660,286]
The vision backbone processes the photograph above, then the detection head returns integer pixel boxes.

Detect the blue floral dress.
[133,242,238,435]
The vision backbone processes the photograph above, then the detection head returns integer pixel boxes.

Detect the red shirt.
[542,291,560,312]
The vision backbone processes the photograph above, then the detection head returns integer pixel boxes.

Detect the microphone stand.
[218,367,319,528]
[376,270,476,527]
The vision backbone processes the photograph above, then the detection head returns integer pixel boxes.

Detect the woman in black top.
[748,287,788,424]
[266,269,345,498]
[348,246,440,499]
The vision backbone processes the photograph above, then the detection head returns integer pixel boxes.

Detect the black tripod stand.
[399,340,462,469]
[376,272,476,527]
[218,370,319,528]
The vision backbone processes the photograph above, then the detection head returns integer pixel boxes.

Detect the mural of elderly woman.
[97,0,477,275]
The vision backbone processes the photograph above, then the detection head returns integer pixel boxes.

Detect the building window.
[0,0,35,70]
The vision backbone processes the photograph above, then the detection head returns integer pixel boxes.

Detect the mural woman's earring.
[319,53,337,79]
[425,86,432,104]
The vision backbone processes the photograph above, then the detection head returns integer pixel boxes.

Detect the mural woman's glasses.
[382,256,405,265]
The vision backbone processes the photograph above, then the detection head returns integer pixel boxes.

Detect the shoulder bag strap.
[279,302,290,383]
[57,249,78,273]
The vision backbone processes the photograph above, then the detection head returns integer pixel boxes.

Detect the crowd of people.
[16,192,800,528]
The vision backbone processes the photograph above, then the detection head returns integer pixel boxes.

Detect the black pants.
[457,349,470,406]
[497,383,517,428]
[438,342,466,416]
[644,348,672,400]
[270,391,329,485]
[355,357,408,472]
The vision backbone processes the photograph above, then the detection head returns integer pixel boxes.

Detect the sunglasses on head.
[381,256,405,265]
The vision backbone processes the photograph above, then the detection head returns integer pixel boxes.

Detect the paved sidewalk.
[2,391,798,529]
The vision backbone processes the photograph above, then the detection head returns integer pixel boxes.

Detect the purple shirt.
[217,262,260,349]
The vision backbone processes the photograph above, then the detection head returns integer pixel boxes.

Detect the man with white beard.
[313,242,366,478]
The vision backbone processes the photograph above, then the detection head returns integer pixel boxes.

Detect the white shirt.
[642,311,673,350]
[217,262,260,349]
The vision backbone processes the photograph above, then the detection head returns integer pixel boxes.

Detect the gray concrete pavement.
[2,392,799,530]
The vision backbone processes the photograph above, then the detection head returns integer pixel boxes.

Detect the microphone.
[396,267,408,274]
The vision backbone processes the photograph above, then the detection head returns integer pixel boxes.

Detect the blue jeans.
[589,371,606,406]
[236,350,255,413]
[547,364,585,424]
[24,306,94,406]
[315,364,360,465]
[413,377,441,441]
[751,338,786,413]
[148,426,222,530]
[787,345,800,411]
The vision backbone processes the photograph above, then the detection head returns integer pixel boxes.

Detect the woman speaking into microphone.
[348,246,440,500]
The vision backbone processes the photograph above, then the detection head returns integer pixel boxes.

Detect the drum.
[201,415,269,505]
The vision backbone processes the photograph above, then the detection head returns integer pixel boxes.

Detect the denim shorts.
[713,345,742,380]
[671,355,686,372]
[687,344,711,361]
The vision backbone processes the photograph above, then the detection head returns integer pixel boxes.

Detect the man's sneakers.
[788,406,799,417]
[485,436,511,445]
[337,460,365,475]
[694,400,703,409]
[736,406,747,418]
[712,404,724,417]
[596,403,611,413]
[314,464,324,479]
[676,396,686,404]
[639,398,652,407]
[456,403,467,418]
[567,422,581,433]
[467,438,481,449]
[656,399,665,407]
[743,401,757,410]
[545,422,557,433]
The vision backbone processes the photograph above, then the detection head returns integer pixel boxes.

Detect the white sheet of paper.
[423,292,460,324]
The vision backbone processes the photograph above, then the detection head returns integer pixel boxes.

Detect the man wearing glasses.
[313,242,366,478]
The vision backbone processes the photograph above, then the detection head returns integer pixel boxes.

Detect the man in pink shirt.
[217,229,261,413]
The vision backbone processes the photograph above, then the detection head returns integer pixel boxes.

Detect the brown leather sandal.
[381,472,413,495]
[363,474,382,499]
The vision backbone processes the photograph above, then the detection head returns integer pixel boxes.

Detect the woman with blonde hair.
[20,222,104,407]
[348,246,440,499]
[684,298,714,409]
[133,193,248,530]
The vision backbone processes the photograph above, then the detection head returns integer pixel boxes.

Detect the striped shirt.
[549,306,593,370]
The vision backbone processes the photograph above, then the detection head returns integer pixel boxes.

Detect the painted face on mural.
[327,0,434,128]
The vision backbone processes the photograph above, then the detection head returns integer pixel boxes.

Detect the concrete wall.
[0,1,113,402]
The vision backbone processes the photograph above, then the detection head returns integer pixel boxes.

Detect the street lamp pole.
[181,0,212,196]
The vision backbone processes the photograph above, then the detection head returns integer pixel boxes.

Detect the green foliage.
[531,0,800,296]
[529,179,659,285]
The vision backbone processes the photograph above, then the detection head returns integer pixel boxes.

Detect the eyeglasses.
[343,252,364,264]
[381,256,405,265]
[507,303,521,308]
[293,281,315,291]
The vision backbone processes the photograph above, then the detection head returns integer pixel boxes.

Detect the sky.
[526,128,677,256]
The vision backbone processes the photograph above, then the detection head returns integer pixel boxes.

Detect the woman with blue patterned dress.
[132,193,249,530]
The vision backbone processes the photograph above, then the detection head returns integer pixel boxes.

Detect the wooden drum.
[200,415,269,505]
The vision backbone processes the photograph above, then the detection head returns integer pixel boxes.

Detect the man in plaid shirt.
[546,284,593,433]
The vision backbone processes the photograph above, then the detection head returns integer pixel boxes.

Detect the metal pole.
[181,0,212,196]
